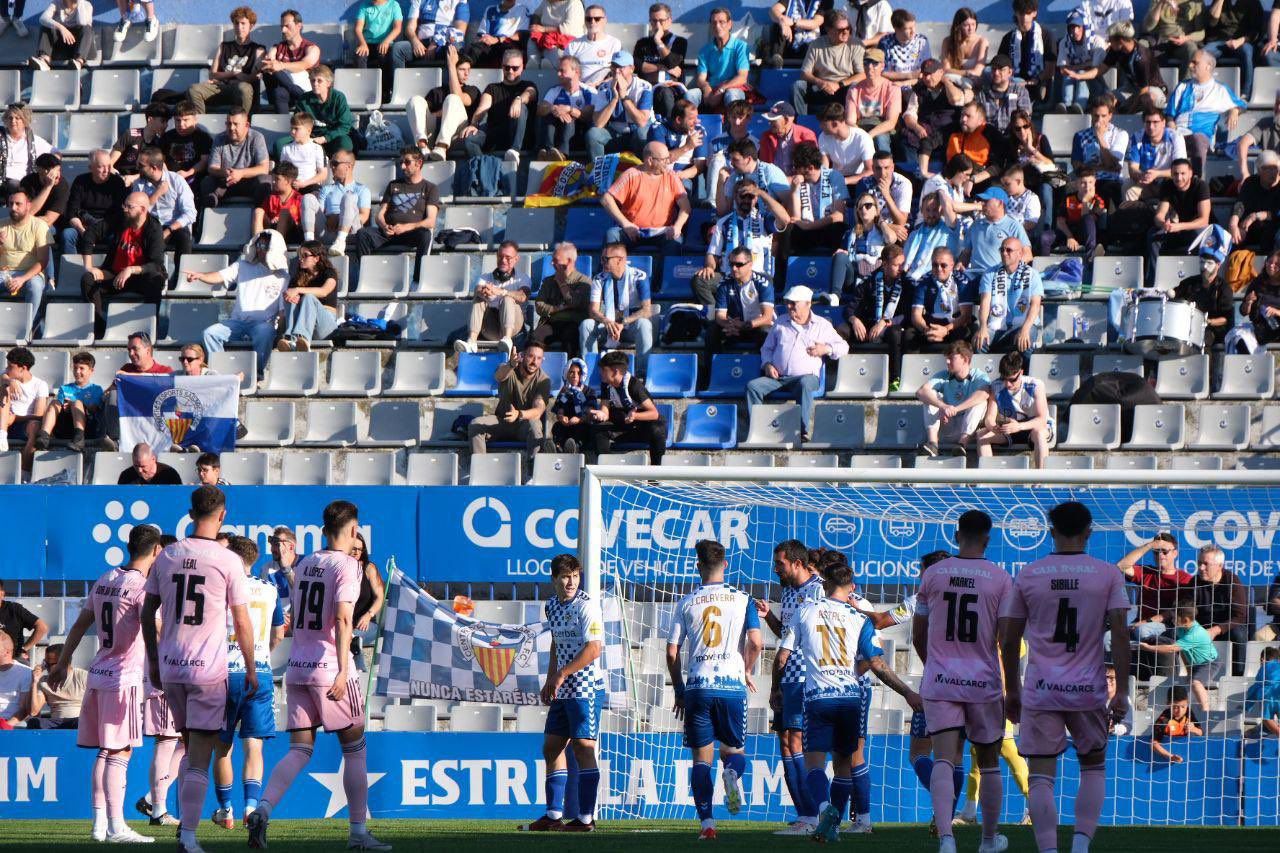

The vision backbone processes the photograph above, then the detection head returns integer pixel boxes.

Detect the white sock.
[350,821,366,836]
[180,828,196,847]
[701,819,715,830]
[579,814,594,824]
[1071,833,1090,853]
[857,812,871,824]
[961,800,978,819]
[92,807,107,834]
[817,800,829,814]
[108,814,128,835]
[303,231,314,241]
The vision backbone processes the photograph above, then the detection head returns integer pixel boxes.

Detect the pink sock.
[105,753,131,831]
[260,744,314,817]
[150,738,178,810]
[929,759,955,839]
[93,750,108,809]
[979,766,1003,840]
[180,765,210,832]
[1028,774,1059,853]
[1073,765,1105,842]
[342,737,369,827]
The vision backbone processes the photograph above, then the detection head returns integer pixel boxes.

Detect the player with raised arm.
[774,560,923,844]
[248,501,388,851]
[999,501,1131,853]
[141,487,257,853]
[912,511,1013,853]
[52,524,164,845]
[666,539,764,840]
[756,539,824,836]
[519,553,605,833]
[210,536,285,830]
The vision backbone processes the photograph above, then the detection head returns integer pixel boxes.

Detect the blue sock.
[723,752,746,779]
[563,750,579,819]
[576,768,601,821]
[215,783,233,810]
[691,762,714,821]
[830,776,853,819]
[791,754,817,818]
[952,765,964,815]
[912,755,934,791]
[243,778,262,811]
[805,767,830,814]
[851,763,871,816]
[545,769,568,818]
[781,753,804,819]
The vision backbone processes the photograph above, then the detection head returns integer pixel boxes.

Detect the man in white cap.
[1173,225,1235,349]
[587,50,655,160]
[746,284,849,441]
[758,101,817,175]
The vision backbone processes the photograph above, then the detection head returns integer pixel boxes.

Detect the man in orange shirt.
[601,140,691,253]
[945,102,1010,191]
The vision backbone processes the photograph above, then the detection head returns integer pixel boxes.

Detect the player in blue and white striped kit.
[757,539,825,835]
[666,539,764,840]
[521,554,605,833]
[775,561,922,844]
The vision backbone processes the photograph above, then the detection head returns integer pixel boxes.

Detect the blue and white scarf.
[1008,23,1046,79]
[798,168,839,221]
[986,262,1035,331]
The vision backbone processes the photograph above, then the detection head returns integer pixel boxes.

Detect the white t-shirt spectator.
[280,140,327,184]
[2,135,55,184]
[7,376,50,418]
[475,271,531,308]
[0,662,32,720]
[819,128,876,178]
[217,262,288,324]
[565,33,622,86]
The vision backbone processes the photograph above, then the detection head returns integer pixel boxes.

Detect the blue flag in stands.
[117,373,240,454]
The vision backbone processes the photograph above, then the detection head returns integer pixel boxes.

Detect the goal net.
[581,466,1280,827]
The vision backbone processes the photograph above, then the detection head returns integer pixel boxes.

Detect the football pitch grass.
[2,820,1277,852]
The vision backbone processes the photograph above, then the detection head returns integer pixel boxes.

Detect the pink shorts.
[78,686,143,751]
[286,677,365,733]
[143,691,179,738]
[1018,707,1109,758]
[162,681,228,734]
[923,698,1006,746]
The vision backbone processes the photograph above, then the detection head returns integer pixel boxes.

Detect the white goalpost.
[578,465,1280,827]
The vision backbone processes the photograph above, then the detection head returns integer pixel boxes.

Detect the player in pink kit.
[142,486,258,853]
[52,524,165,845]
[247,500,390,852]
[999,501,1131,853]
[912,511,1012,853]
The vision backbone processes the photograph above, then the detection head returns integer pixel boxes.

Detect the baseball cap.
[611,50,635,66]
[864,48,884,64]
[1066,9,1087,27]
[976,187,1011,204]
[782,285,814,303]
[989,54,1013,70]
[763,101,796,121]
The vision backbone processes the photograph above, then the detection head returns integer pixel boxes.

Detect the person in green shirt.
[1141,604,1221,714]
[354,0,404,98]
[294,65,359,155]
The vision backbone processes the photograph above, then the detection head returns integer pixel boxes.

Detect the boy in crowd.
[35,351,103,453]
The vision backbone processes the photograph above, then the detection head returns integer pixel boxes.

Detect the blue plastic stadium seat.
[659,256,704,300]
[614,402,675,448]
[756,69,802,106]
[698,115,723,151]
[536,253,593,283]
[446,352,506,396]
[812,303,842,327]
[786,256,833,292]
[675,403,738,449]
[627,255,654,283]
[646,353,698,398]
[795,115,819,135]
[702,354,761,398]
[542,350,569,394]
[563,207,613,250]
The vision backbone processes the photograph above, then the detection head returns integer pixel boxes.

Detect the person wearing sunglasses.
[634,3,690,121]
[565,4,621,87]
[974,234,1042,357]
[792,11,865,116]
[700,177,790,297]
[746,284,848,442]
[910,246,975,348]
[408,45,482,162]
[460,49,538,162]
[353,146,440,276]
[706,245,776,360]
[975,350,1050,468]
[1115,532,1194,677]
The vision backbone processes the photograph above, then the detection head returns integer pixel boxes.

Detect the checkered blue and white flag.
[373,564,630,709]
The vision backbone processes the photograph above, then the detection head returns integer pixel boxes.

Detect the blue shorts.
[545,694,601,741]
[910,709,929,739]
[774,681,806,732]
[803,697,862,757]
[683,690,746,750]
[219,670,275,743]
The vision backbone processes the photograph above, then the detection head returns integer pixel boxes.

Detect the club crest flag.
[117,374,241,454]
[374,565,630,709]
